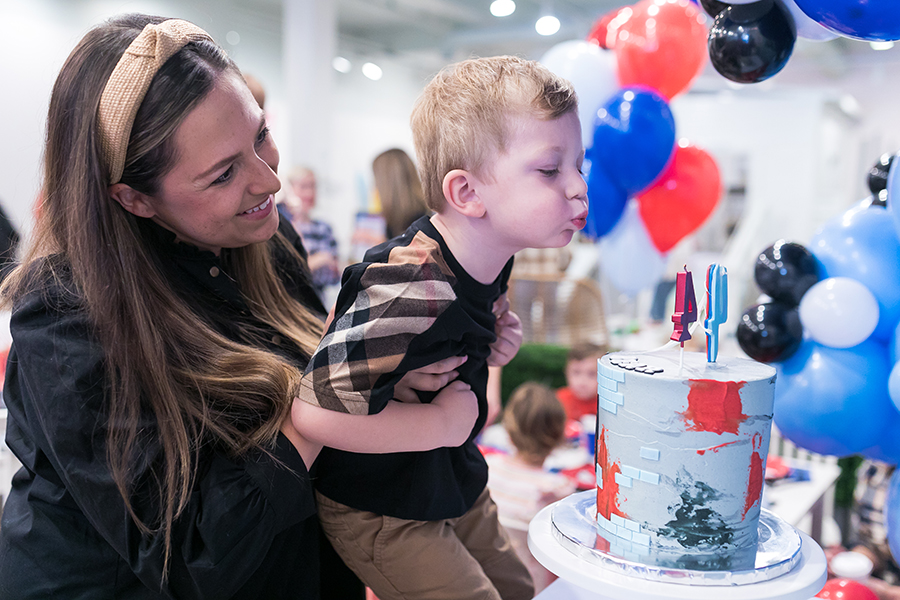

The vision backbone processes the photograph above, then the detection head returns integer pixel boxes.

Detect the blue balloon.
[861,407,900,464]
[888,151,900,239]
[810,202,900,341]
[588,87,676,196]
[774,338,894,457]
[584,159,628,239]
[892,319,900,365]
[793,0,900,42]
[887,469,900,567]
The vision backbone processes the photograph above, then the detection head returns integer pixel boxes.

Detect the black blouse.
[0,217,327,599]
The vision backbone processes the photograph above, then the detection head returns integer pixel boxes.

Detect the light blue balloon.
[891,362,900,412]
[809,202,900,341]
[774,338,894,456]
[888,151,900,241]
[892,319,900,365]
[887,469,900,568]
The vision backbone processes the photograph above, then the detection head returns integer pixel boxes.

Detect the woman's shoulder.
[11,255,84,315]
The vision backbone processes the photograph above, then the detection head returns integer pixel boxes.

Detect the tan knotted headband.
[98,19,214,184]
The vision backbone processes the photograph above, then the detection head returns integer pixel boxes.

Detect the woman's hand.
[489,293,523,367]
[393,355,467,403]
[430,379,479,446]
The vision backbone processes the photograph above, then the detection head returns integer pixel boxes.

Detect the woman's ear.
[108,183,156,218]
[441,169,486,218]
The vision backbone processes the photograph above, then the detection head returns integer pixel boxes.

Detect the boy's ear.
[108,183,157,218]
[441,169,486,218]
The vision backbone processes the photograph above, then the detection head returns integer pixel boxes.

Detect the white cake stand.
[528,496,827,600]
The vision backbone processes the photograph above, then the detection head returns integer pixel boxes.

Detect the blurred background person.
[485,382,576,595]
[279,166,341,305]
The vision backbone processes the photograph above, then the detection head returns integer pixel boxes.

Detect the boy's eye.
[212,166,234,185]
[539,168,559,177]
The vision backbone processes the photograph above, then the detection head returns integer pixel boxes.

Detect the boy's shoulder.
[353,220,458,290]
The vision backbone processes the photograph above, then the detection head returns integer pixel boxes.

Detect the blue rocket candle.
[705,264,728,363]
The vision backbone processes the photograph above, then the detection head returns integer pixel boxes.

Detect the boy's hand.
[488,294,523,367]
[431,379,479,446]
[394,355,467,402]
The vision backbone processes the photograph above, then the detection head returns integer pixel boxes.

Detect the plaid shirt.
[300,217,513,520]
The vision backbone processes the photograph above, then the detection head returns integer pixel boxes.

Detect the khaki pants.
[316,488,535,600]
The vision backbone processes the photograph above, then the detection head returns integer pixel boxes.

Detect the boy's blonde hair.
[410,55,578,212]
[503,382,568,463]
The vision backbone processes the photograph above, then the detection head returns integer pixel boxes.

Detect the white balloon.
[799,277,880,348]
[539,40,619,149]
[775,0,839,41]
[599,200,667,296]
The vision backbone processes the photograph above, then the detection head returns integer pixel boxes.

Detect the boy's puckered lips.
[572,210,588,230]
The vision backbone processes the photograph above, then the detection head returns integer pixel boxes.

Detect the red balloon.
[587,6,632,50]
[613,0,709,99]
[816,578,879,600]
[636,142,721,253]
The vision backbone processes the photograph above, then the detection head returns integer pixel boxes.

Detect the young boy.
[556,342,607,421]
[292,55,588,600]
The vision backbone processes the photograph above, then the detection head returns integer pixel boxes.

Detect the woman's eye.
[256,126,270,146]
[212,166,234,185]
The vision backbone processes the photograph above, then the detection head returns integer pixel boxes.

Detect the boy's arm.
[291,379,478,458]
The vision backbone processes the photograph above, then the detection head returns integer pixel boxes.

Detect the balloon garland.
[735,156,900,462]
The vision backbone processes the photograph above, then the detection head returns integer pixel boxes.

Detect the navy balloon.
[589,87,676,196]
[584,159,628,239]
[736,301,803,363]
[810,202,900,341]
[754,240,820,306]
[699,0,730,18]
[775,338,895,457]
[793,0,900,42]
[708,0,796,84]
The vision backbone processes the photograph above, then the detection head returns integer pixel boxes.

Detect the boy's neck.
[430,212,516,284]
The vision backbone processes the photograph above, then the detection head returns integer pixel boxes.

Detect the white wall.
[4,1,900,275]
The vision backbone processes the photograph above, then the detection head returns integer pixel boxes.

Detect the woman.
[0,14,467,599]
[371,148,430,240]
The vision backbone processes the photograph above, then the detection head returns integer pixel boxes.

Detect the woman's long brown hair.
[1,14,323,578]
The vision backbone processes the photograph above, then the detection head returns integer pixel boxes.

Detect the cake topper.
[705,264,728,363]
[670,266,697,347]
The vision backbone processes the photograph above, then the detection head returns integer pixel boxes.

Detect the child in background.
[556,342,607,421]
[292,55,588,600]
[486,382,577,594]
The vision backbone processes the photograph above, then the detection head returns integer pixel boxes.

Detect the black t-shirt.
[299,217,512,520]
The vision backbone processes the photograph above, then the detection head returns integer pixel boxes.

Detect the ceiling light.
[225,31,240,45]
[535,15,560,36]
[870,40,894,51]
[490,0,516,17]
[332,56,352,73]
[362,62,383,81]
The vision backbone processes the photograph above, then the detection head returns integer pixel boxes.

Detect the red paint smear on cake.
[696,440,741,455]
[743,451,764,517]
[596,425,627,521]
[680,380,749,435]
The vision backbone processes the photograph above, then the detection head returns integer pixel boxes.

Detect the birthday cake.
[594,350,777,570]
